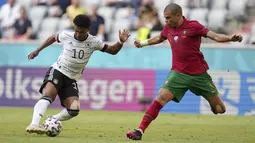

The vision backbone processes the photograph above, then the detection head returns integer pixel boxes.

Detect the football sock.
[53,109,73,121]
[138,100,163,133]
[31,99,50,125]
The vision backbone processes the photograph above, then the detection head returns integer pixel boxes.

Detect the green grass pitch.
[0,107,254,143]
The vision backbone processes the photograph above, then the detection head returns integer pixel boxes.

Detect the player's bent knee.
[67,108,80,117]
[66,100,80,117]
[70,100,80,110]
[215,105,226,114]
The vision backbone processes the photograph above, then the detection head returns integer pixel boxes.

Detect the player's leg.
[204,94,226,114]
[126,88,174,140]
[126,70,189,140]
[53,96,80,121]
[53,81,80,121]
[26,68,62,134]
[26,82,58,134]
[189,71,226,114]
[141,88,175,129]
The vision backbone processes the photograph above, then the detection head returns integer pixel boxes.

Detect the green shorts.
[161,70,219,103]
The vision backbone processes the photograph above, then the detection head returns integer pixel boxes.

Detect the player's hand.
[28,50,39,60]
[134,39,142,48]
[119,29,130,44]
[230,34,243,42]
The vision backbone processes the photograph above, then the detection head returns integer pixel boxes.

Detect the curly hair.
[73,14,91,28]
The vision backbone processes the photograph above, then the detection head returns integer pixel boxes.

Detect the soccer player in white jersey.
[26,14,130,134]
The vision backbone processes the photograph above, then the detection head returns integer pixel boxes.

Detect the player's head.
[163,3,183,28]
[73,14,91,41]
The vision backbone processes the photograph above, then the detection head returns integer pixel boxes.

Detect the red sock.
[138,100,163,133]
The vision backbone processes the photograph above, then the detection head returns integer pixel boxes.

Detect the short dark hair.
[73,14,91,28]
[164,3,182,15]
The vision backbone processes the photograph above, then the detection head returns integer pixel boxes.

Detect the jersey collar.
[74,33,89,42]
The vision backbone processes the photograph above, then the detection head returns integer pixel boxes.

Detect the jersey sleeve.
[160,24,168,39]
[193,21,209,37]
[94,36,108,52]
[56,31,68,44]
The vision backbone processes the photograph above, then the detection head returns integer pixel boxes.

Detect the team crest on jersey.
[174,36,178,42]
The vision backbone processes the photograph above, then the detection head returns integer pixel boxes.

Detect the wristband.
[140,40,148,47]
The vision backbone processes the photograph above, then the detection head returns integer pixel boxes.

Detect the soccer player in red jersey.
[126,3,243,140]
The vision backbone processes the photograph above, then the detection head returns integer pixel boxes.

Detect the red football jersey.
[161,17,209,75]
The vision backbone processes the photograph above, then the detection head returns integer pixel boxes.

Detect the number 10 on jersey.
[72,49,85,59]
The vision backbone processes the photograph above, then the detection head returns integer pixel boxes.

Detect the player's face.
[74,27,88,41]
[164,10,181,28]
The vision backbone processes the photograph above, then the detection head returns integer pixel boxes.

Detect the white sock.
[31,99,50,125]
[53,109,73,121]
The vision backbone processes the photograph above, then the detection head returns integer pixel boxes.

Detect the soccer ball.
[43,117,62,137]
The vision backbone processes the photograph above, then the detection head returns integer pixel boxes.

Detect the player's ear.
[176,12,181,17]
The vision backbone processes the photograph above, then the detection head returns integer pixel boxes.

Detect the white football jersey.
[52,30,107,80]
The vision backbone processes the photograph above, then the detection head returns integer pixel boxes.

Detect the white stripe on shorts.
[48,68,55,81]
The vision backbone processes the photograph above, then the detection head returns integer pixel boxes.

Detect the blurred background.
[0,0,255,43]
[0,0,255,116]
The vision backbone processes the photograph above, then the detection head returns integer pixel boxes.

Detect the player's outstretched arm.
[104,29,130,55]
[206,31,243,43]
[134,35,166,48]
[28,34,57,60]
